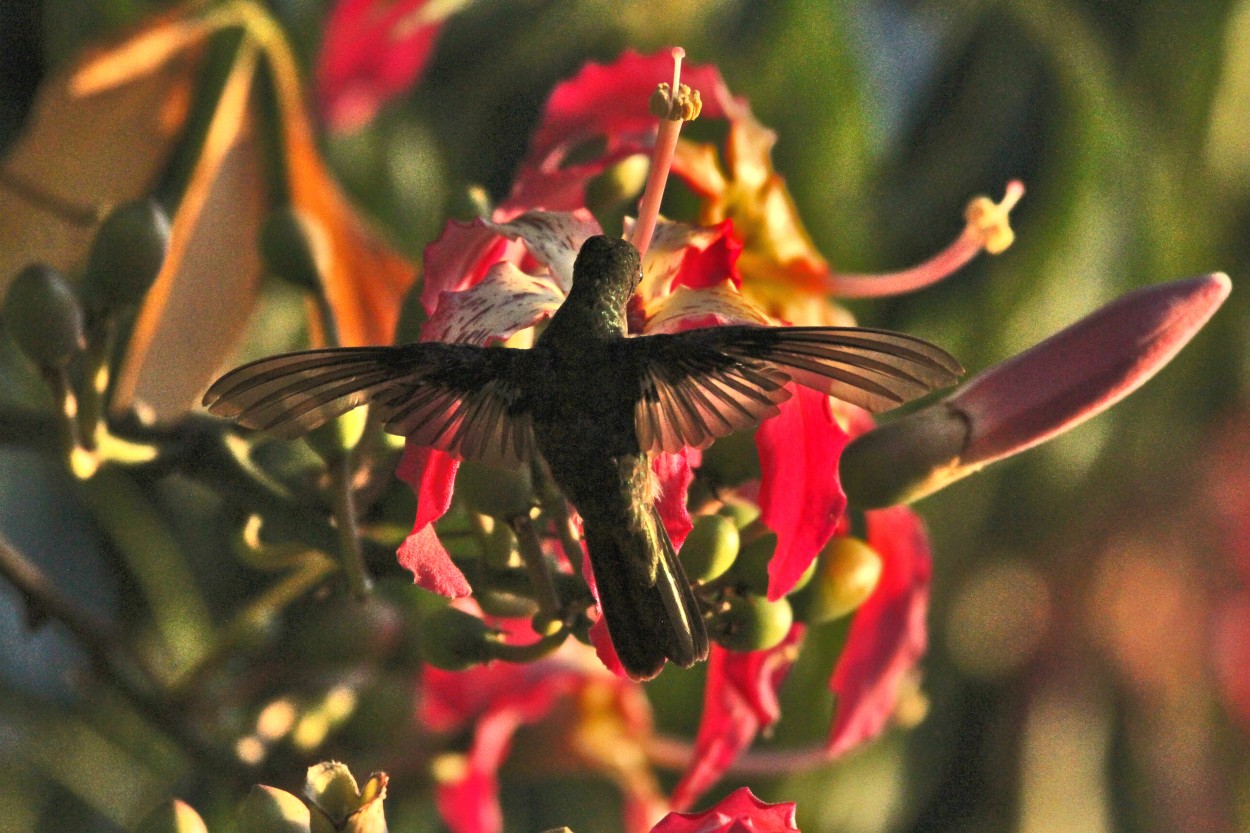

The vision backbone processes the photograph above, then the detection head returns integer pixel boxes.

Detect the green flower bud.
[417,606,492,670]
[839,407,968,508]
[712,594,793,652]
[238,785,311,833]
[260,207,329,293]
[801,536,883,624]
[2,263,84,366]
[136,799,208,833]
[585,155,649,216]
[305,762,388,833]
[680,514,739,582]
[456,460,535,520]
[446,184,493,221]
[83,198,171,309]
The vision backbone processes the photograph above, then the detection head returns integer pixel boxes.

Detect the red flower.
[317,0,468,132]
[420,629,659,833]
[652,788,799,833]
[827,506,931,756]
[670,627,805,811]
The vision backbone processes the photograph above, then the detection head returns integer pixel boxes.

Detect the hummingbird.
[203,235,961,680]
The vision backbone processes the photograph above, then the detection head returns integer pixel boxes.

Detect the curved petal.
[827,506,931,756]
[484,209,601,293]
[670,626,804,811]
[395,444,468,597]
[756,387,850,600]
[423,261,564,345]
[652,787,799,833]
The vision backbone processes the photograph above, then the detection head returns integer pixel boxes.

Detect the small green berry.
[83,198,171,309]
[2,263,84,366]
[712,594,793,652]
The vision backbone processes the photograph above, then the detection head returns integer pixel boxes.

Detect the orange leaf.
[264,29,417,348]
[113,42,266,420]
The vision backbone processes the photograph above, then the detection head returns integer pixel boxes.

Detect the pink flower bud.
[843,273,1230,507]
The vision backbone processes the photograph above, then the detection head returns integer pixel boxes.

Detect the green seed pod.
[723,531,776,596]
[136,800,209,833]
[260,206,329,293]
[456,460,536,520]
[83,198,171,309]
[417,606,492,670]
[712,594,794,652]
[2,263,85,366]
[680,514,740,582]
[238,785,311,833]
[803,536,883,625]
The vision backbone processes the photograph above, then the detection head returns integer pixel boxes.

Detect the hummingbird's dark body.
[203,235,962,679]
[525,239,706,672]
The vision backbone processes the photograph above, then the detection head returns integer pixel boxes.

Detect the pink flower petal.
[827,506,931,756]
[670,626,804,811]
[644,284,771,335]
[652,788,799,833]
[396,523,470,598]
[316,0,460,133]
[395,444,469,596]
[653,449,698,548]
[429,666,582,833]
[423,261,564,344]
[484,209,602,292]
[636,219,742,301]
[952,272,1231,467]
[508,50,739,212]
[755,387,850,600]
[420,218,524,317]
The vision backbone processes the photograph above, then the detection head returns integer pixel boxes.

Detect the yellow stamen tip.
[964,181,1025,255]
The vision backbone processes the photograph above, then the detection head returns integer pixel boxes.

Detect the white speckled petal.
[484,209,601,292]
[424,261,565,345]
[644,282,772,334]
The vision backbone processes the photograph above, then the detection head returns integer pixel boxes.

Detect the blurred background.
[1,1,1248,832]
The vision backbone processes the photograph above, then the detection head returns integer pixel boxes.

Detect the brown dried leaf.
[0,14,203,289]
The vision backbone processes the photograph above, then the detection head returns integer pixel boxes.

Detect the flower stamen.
[631,47,702,258]
[828,180,1026,298]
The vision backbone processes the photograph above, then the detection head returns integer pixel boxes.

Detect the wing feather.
[202,344,535,467]
[627,325,960,455]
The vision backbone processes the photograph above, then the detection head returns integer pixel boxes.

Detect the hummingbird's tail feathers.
[584,515,709,681]
[629,325,964,455]
[202,343,536,467]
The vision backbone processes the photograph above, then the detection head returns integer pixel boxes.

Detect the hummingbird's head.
[572,235,643,301]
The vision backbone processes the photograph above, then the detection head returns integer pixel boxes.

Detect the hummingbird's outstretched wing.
[201,344,536,467]
[626,325,963,454]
